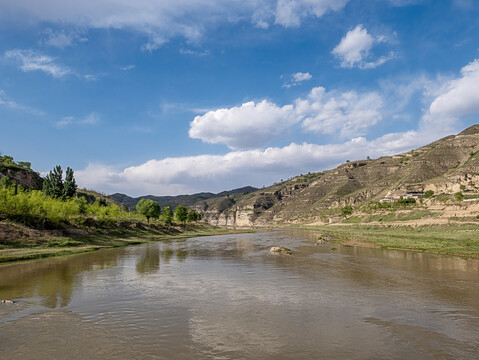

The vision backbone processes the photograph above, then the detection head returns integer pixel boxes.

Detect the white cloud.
[0,90,45,115]
[0,90,27,111]
[189,85,383,149]
[1,1,348,48]
[332,25,394,69]
[429,59,479,118]
[75,128,437,196]
[296,86,383,138]
[282,72,312,88]
[56,112,100,127]
[274,0,349,27]
[4,49,71,78]
[42,29,87,48]
[385,0,422,5]
[120,65,135,71]
[179,48,210,56]
[293,72,312,82]
[189,100,298,149]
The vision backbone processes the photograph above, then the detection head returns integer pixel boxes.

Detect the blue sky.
[1,0,478,196]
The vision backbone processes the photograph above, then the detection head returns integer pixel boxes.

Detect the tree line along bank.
[0,158,202,228]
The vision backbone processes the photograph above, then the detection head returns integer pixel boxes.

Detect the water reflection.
[0,250,122,308]
[135,244,160,274]
[0,230,478,360]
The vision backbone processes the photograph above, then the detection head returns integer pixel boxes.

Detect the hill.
[0,156,43,190]
[190,125,479,226]
[109,186,257,211]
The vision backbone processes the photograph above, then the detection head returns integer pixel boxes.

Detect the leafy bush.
[0,185,132,227]
[341,205,353,217]
[424,190,434,198]
[454,192,464,201]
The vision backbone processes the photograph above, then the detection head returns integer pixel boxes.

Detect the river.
[1,230,478,359]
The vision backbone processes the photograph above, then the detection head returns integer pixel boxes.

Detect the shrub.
[424,190,434,198]
[341,205,353,217]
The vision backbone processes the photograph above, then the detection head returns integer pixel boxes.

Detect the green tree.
[424,190,434,198]
[43,165,77,200]
[63,167,77,199]
[161,206,173,225]
[43,165,64,199]
[187,209,196,222]
[136,199,161,223]
[175,205,188,224]
[187,209,201,222]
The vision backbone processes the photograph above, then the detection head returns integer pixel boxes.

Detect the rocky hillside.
[192,125,479,226]
[0,160,43,190]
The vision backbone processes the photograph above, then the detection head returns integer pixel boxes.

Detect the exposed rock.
[269,246,292,255]
[194,125,479,227]
[0,164,43,190]
[315,236,331,245]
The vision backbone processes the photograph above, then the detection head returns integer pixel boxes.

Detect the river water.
[1,230,478,359]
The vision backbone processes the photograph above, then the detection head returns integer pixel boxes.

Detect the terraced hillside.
[193,125,479,226]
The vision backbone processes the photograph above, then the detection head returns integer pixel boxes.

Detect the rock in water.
[269,246,292,255]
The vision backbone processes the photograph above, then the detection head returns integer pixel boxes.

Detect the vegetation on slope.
[0,160,218,262]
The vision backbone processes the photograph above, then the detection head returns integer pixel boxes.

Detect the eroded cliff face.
[0,164,43,190]
[195,125,479,227]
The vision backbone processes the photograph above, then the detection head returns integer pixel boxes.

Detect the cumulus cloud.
[189,85,384,149]
[282,72,312,88]
[429,59,479,118]
[189,100,298,149]
[4,49,71,78]
[1,0,348,48]
[75,128,436,196]
[296,86,383,138]
[332,25,394,69]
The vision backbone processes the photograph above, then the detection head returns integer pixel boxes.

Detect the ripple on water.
[1,230,478,359]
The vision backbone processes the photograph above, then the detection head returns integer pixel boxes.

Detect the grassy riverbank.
[293,223,479,257]
[0,219,247,263]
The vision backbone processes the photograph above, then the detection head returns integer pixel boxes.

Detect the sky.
[1,0,479,197]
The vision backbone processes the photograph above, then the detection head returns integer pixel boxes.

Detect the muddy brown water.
[1,230,478,359]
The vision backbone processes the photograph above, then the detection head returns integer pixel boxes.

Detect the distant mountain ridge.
[109,186,258,210]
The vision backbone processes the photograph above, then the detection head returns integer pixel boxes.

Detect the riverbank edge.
[287,223,479,258]
[0,220,252,263]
